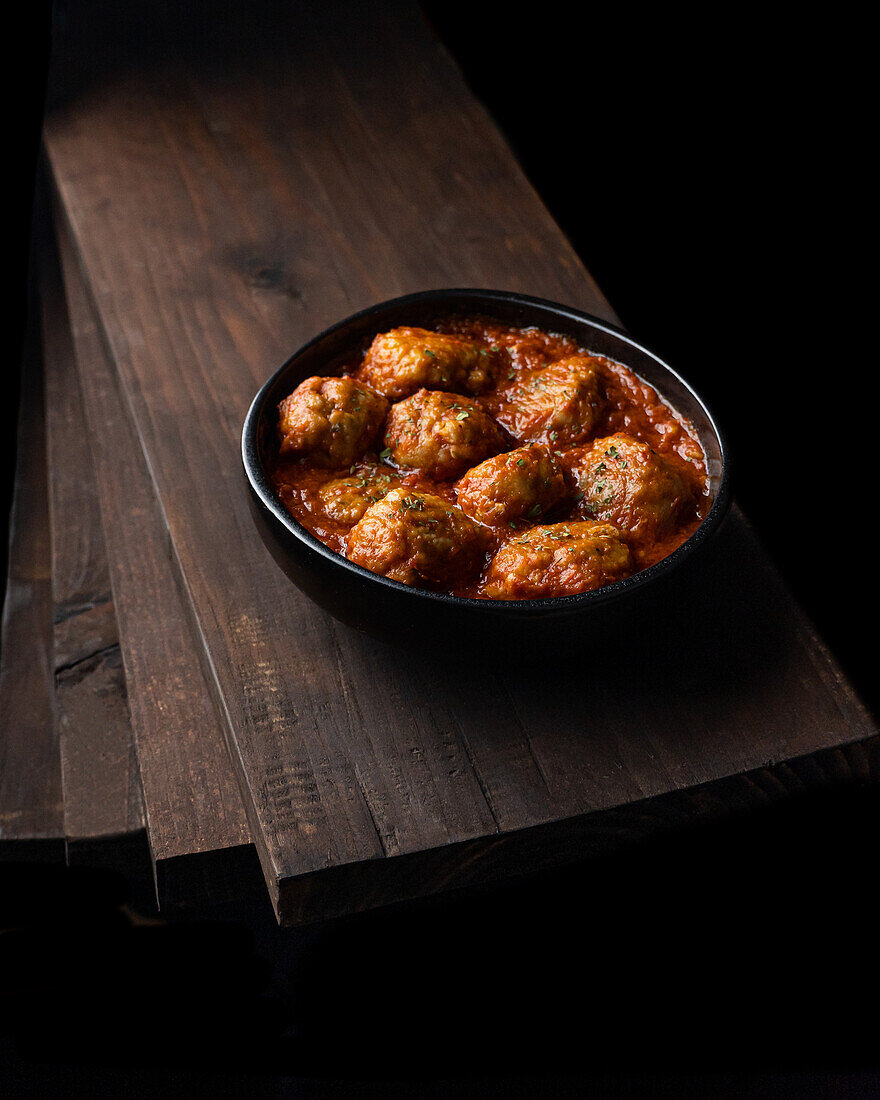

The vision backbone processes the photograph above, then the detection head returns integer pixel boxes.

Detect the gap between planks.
[40,205,149,884]
[0,288,63,859]
[49,204,254,911]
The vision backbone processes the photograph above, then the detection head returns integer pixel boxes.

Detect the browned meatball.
[456,444,570,528]
[499,355,605,446]
[563,432,693,555]
[359,327,505,401]
[383,389,508,481]
[277,376,389,468]
[346,487,485,589]
[484,521,633,600]
[313,462,402,527]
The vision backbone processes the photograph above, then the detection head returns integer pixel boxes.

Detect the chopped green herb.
[379,447,392,461]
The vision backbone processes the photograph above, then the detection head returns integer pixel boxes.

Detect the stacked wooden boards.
[1,294,63,862]
[3,0,877,924]
[0,236,143,874]
[1,211,254,911]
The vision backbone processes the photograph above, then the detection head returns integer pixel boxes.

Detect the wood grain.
[0,309,63,859]
[43,0,878,922]
[51,211,253,909]
[40,219,147,864]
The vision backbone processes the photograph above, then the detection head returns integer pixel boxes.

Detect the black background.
[3,3,877,1097]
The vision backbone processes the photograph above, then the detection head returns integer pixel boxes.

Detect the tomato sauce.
[269,317,708,599]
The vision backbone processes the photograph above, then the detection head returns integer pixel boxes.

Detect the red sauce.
[269,317,708,599]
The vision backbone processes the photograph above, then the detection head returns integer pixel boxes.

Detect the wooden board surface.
[0,308,63,859]
[40,220,147,868]
[50,209,253,910]
[43,0,878,922]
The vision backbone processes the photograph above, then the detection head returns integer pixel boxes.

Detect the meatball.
[277,376,389,468]
[484,521,633,600]
[314,461,402,527]
[359,327,505,401]
[500,355,605,446]
[456,444,570,528]
[383,389,508,480]
[564,432,693,555]
[346,487,485,589]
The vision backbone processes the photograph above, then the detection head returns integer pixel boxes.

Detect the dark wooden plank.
[44,0,878,923]
[40,218,148,869]
[50,212,253,910]
[268,733,880,926]
[0,309,64,860]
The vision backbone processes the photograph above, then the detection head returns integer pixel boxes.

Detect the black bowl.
[242,288,731,657]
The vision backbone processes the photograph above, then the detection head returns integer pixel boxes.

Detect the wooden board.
[0,305,63,860]
[49,210,254,910]
[43,0,879,923]
[40,218,148,876]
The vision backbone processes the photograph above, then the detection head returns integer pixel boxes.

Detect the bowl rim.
[241,287,732,616]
